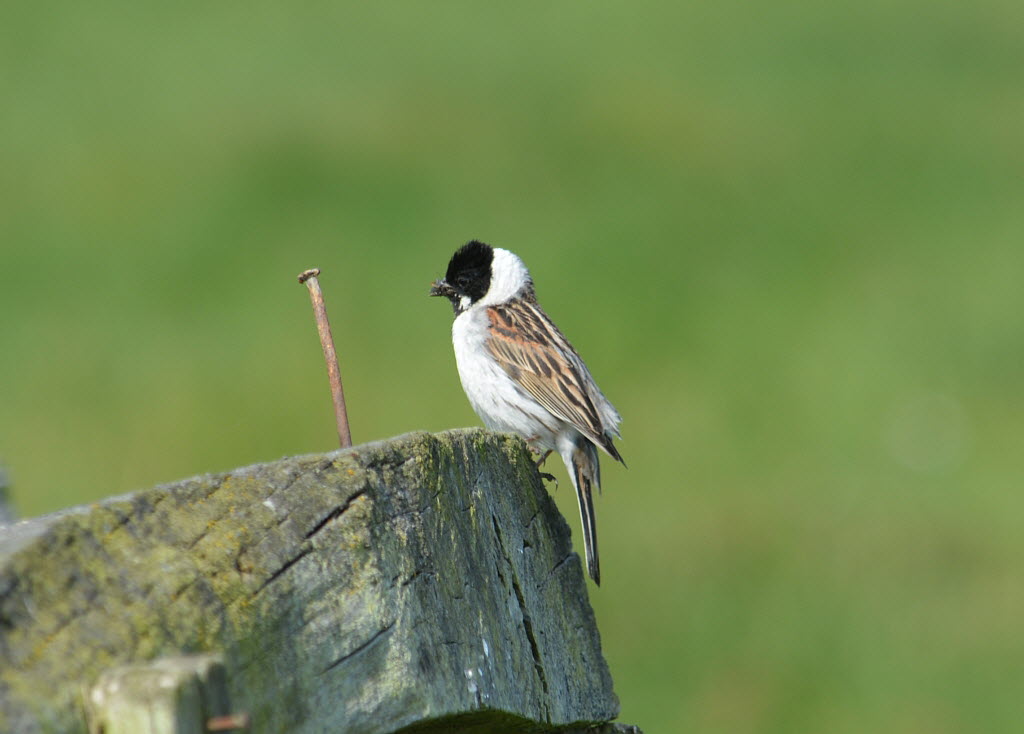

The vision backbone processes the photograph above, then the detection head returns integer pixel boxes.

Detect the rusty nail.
[298,267,353,448]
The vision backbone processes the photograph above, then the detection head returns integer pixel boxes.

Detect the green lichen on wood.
[0,430,621,733]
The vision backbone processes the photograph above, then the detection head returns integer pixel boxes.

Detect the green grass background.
[3,2,1023,731]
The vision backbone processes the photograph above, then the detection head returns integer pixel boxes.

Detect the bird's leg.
[526,439,558,488]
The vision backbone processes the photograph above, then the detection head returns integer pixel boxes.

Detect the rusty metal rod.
[298,268,352,448]
[207,712,251,731]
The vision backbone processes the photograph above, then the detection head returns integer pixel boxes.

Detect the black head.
[429,240,494,313]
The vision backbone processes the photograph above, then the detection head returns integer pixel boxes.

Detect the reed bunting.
[430,240,624,585]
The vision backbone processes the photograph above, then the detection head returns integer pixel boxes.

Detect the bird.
[429,240,624,585]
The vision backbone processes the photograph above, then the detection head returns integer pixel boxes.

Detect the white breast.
[451,307,562,450]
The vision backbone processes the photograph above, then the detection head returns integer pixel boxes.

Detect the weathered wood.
[0,429,630,733]
[0,466,14,526]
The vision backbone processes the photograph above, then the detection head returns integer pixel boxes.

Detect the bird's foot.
[526,443,557,487]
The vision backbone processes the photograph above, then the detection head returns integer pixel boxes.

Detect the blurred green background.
[3,1,1023,731]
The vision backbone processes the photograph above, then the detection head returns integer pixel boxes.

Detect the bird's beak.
[429,279,455,298]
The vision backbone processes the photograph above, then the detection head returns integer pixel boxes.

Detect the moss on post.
[0,430,630,733]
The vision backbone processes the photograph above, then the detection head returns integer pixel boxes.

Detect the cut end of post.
[298,268,321,284]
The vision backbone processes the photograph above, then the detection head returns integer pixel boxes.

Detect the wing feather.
[485,301,622,461]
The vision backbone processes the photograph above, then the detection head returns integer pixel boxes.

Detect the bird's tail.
[569,441,601,586]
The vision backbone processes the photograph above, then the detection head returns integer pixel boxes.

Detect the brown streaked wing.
[484,302,606,444]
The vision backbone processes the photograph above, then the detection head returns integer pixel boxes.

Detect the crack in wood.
[490,515,550,702]
[304,488,368,541]
[548,553,575,581]
[251,547,313,597]
[320,621,395,674]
